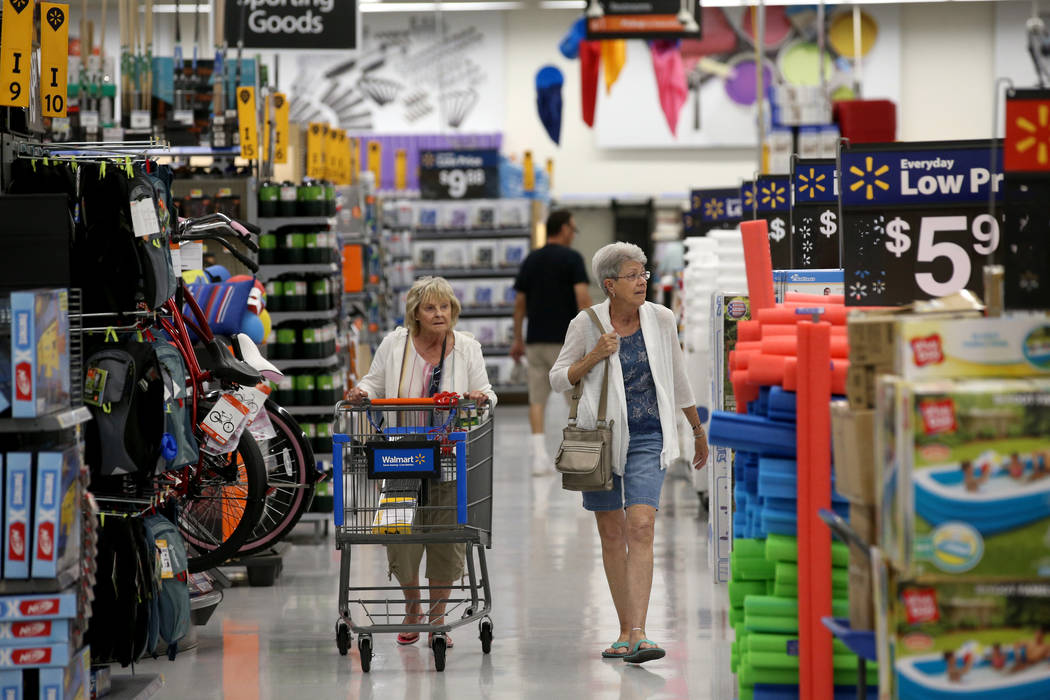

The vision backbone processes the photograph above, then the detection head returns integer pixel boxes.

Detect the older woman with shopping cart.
[550,242,709,665]
[347,276,497,651]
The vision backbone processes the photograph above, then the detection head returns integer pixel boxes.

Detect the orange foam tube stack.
[741,220,776,313]
[760,324,848,338]
[784,292,846,305]
[761,335,850,359]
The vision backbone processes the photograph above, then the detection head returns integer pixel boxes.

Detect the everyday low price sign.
[419,149,500,200]
[689,187,742,235]
[841,140,1003,306]
[755,174,791,270]
[791,159,840,269]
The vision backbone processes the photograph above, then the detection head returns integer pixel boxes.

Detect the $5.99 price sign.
[841,141,1003,306]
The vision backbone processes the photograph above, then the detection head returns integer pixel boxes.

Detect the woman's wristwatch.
[691,422,705,437]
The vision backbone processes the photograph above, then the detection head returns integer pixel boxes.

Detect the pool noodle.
[741,220,777,313]
[761,324,848,338]
[745,596,848,618]
[752,684,878,700]
[784,292,846,305]
[764,535,848,567]
[762,335,850,359]
[748,354,849,394]
[758,305,850,326]
[746,651,870,671]
[731,580,770,607]
[739,666,879,689]
[775,562,847,589]
[739,320,763,342]
[797,320,834,700]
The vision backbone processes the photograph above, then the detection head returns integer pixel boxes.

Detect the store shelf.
[0,566,78,594]
[282,405,339,416]
[412,228,531,240]
[107,673,165,700]
[257,263,339,280]
[271,356,341,370]
[258,216,336,230]
[460,306,514,318]
[268,308,339,325]
[413,268,517,279]
[0,406,91,433]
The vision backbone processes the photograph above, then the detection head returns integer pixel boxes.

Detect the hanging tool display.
[212,0,228,146]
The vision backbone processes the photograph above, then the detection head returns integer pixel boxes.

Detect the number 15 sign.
[840,140,1003,306]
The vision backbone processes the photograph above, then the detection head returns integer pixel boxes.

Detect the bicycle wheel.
[175,431,267,573]
[234,399,318,557]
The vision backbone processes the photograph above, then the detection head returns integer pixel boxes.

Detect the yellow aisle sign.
[236,86,259,160]
[307,123,324,179]
[394,149,407,192]
[367,141,381,187]
[336,130,349,185]
[523,150,535,192]
[349,138,359,185]
[40,3,69,117]
[325,125,339,182]
[0,0,36,108]
[273,93,289,164]
[261,93,270,162]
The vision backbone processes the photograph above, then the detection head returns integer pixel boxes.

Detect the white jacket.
[550,300,694,475]
[356,327,498,406]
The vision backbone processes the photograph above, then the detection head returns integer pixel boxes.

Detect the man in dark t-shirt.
[511,209,592,476]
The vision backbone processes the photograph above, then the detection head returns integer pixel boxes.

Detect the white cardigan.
[550,300,694,475]
[355,327,498,406]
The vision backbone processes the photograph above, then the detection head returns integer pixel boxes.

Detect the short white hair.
[592,242,647,297]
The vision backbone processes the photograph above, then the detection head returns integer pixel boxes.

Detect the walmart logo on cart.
[380,453,428,467]
[841,146,1003,206]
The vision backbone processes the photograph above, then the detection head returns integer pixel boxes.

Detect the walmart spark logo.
[849,156,890,201]
[796,168,828,200]
[421,152,436,167]
[760,182,786,210]
[742,186,755,208]
[1014,104,1050,165]
[703,198,725,219]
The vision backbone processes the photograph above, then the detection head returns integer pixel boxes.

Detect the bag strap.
[568,308,611,427]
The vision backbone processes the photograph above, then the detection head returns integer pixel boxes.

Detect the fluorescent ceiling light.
[150,3,210,11]
[360,1,523,12]
[540,1,585,8]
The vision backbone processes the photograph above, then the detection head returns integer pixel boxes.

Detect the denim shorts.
[582,432,665,511]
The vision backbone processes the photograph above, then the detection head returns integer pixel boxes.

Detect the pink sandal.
[397,632,420,645]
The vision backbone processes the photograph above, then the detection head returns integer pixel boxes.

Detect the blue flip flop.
[601,641,630,659]
[623,639,665,664]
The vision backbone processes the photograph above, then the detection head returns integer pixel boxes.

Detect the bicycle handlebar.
[178,220,260,253]
[178,233,260,272]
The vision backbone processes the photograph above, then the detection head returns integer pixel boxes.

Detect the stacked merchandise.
[857,311,1050,698]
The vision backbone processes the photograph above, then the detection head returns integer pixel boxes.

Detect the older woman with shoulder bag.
[549,242,709,664]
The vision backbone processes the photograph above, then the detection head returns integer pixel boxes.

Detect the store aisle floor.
[137,405,721,699]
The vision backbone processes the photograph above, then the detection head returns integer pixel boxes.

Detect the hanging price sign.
[0,0,35,108]
[689,187,742,236]
[235,86,259,160]
[841,140,1003,306]
[791,158,840,269]
[40,3,69,117]
[419,149,500,200]
[273,92,289,164]
[307,122,325,179]
[755,174,792,270]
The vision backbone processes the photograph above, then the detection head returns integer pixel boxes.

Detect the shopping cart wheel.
[358,635,373,672]
[432,635,447,672]
[480,617,493,654]
[336,621,351,656]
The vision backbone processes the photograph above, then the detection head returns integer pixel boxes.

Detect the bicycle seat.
[195,338,263,386]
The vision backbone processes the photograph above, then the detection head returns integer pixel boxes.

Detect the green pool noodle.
[745,633,856,659]
[766,580,776,595]
[775,562,848,588]
[745,595,849,618]
[738,686,754,700]
[765,534,849,566]
[737,664,878,688]
[729,605,745,626]
[735,538,768,558]
[744,615,800,634]
[744,650,879,672]
[733,555,776,581]
[730,580,768,607]
[773,581,848,599]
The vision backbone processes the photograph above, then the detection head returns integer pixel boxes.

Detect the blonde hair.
[405,276,461,336]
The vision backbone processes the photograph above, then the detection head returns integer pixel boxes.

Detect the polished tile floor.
[134,405,732,699]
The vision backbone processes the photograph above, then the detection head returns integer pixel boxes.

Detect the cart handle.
[368,392,462,407]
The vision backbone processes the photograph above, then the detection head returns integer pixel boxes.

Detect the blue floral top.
[619,329,661,434]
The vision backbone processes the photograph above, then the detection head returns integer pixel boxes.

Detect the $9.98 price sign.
[420,148,500,200]
[841,141,1003,306]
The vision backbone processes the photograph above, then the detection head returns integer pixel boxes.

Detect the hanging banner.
[307,123,325,180]
[689,188,742,236]
[740,180,757,221]
[791,159,840,269]
[236,86,259,160]
[40,3,69,117]
[273,92,289,164]
[224,0,359,51]
[0,0,35,108]
[585,0,701,40]
[841,140,1003,306]
[394,149,407,192]
[1002,88,1050,309]
[755,174,792,270]
[419,149,500,200]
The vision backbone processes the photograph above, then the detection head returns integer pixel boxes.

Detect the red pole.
[798,317,834,700]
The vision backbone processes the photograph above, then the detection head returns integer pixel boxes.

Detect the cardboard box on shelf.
[847,312,898,366]
[9,289,70,419]
[847,363,892,411]
[0,591,78,621]
[886,377,1050,580]
[0,669,19,699]
[37,644,89,699]
[849,555,874,631]
[4,453,32,579]
[850,502,877,546]
[892,579,1050,699]
[31,447,82,579]
[831,402,877,505]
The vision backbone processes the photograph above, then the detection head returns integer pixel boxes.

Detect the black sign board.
[585,1,701,40]
[419,149,501,200]
[689,188,743,236]
[791,158,840,269]
[755,174,792,270]
[840,140,1003,306]
[225,0,358,51]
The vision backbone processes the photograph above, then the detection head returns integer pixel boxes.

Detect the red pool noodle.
[761,335,850,359]
[738,320,762,342]
[757,305,849,326]
[731,370,760,413]
[741,220,776,313]
[797,320,834,700]
[784,292,846,305]
[761,324,848,338]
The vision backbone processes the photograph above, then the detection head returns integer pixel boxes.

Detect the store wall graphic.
[594,4,901,148]
[281,12,504,135]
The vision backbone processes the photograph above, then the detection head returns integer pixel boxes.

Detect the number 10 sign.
[840,140,1003,306]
